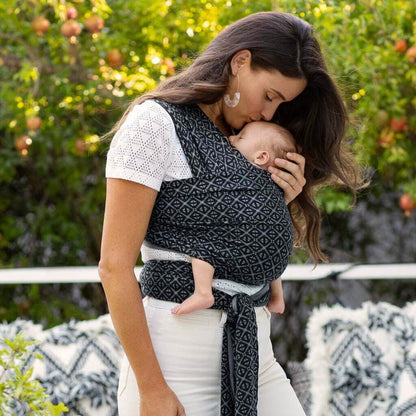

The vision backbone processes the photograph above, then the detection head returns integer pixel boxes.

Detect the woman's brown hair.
[104,11,367,264]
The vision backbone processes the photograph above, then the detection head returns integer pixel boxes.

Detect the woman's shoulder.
[127,99,176,128]
[109,99,180,155]
[106,98,192,190]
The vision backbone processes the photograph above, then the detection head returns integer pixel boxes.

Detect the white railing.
[0,263,415,284]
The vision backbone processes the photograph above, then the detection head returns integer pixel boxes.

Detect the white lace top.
[105,99,264,296]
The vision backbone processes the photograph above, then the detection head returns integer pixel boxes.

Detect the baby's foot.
[171,293,215,315]
[267,296,285,314]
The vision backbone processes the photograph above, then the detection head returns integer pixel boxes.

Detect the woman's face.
[223,63,307,131]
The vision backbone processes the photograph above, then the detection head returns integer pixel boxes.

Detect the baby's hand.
[267,278,285,314]
[267,295,285,314]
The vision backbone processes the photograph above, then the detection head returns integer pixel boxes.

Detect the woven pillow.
[0,315,122,416]
[305,301,416,416]
[286,361,312,416]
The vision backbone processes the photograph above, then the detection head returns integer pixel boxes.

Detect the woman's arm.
[98,178,185,415]
[268,152,306,204]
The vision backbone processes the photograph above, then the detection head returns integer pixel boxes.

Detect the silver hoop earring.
[224,73,240,108]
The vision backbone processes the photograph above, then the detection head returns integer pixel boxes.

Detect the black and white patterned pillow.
[286,361,312,416]
[305,301,416,416]
[0,315,122,416]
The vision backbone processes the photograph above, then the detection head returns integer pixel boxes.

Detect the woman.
[100,11,364,416]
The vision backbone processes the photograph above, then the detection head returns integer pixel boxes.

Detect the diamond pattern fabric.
[140,100,294,415]
[106,99,263,297]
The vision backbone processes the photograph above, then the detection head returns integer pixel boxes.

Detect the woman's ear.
[253,150,270,167]
[230,49,252,75]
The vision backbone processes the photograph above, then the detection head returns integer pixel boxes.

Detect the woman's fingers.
[275,155,306,182]
[286,152,306,174]
[268,152,306,204]
[270,168,300,189]
[270,173,300,204]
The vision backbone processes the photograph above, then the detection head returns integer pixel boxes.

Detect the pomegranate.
[163,57,175,75]
[106,49,124,68]
[26,116,42,130]
[75,139,87,155]
[393,40,407,53]
[66,6,78,20]
[406,47,416,63]
[14,136,31,151]
[399,194,415,217]
[85,16,104,33]
[390,118,408,133]
[61,20,82,38]
[32,17,50,35]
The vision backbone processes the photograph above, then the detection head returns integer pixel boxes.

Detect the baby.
[171,121,296,316]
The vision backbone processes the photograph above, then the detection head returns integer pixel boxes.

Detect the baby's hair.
[259,123,296,162]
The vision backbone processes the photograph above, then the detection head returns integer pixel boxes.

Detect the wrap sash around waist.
[140,261,271,416]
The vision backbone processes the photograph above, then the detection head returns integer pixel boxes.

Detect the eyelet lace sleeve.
[105,99,191,190]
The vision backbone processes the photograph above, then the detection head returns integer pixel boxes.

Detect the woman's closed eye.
[265,94,273,102]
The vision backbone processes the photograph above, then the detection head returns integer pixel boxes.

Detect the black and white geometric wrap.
[305,301,416,416]
[140,100,293,416]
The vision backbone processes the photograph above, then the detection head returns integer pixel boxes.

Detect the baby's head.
[228,121,296,170]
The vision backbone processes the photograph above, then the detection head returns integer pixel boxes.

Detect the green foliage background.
[1,0,415,327]
[0,333,67,415]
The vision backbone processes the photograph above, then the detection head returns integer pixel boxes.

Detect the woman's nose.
[261,102,280,121]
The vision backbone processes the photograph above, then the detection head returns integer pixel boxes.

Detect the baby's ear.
[254,150,270,166]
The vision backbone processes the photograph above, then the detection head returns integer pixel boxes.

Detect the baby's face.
[228,122,296,169]
[228,124,264,163]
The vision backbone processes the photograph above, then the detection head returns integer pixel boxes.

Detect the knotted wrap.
[140,100,293,415]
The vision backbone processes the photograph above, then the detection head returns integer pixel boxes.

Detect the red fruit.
[75,139,87,154]
[26,116,42,130]
[390,118,408,133]
[14,136,31,151]
[106,49,124,69]
[406,46,416,63]
[163,57,175,75]
[61,20,82,37]
[66,6,78,20]
[393,40,407,53]
[85,16,104,33]
[32,16,50,35]
[399,194,415,217]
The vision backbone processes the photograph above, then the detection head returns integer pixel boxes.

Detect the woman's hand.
[140,384,186,416]
[267,277,285,314]
[268,152,306,204]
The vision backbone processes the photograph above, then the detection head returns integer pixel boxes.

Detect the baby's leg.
[267,277,285,314]
[171,258,215,315]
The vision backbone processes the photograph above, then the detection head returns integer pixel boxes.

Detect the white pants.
[118,296,306,416]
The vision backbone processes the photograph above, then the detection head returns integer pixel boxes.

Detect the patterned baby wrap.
[140,99,293,416]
